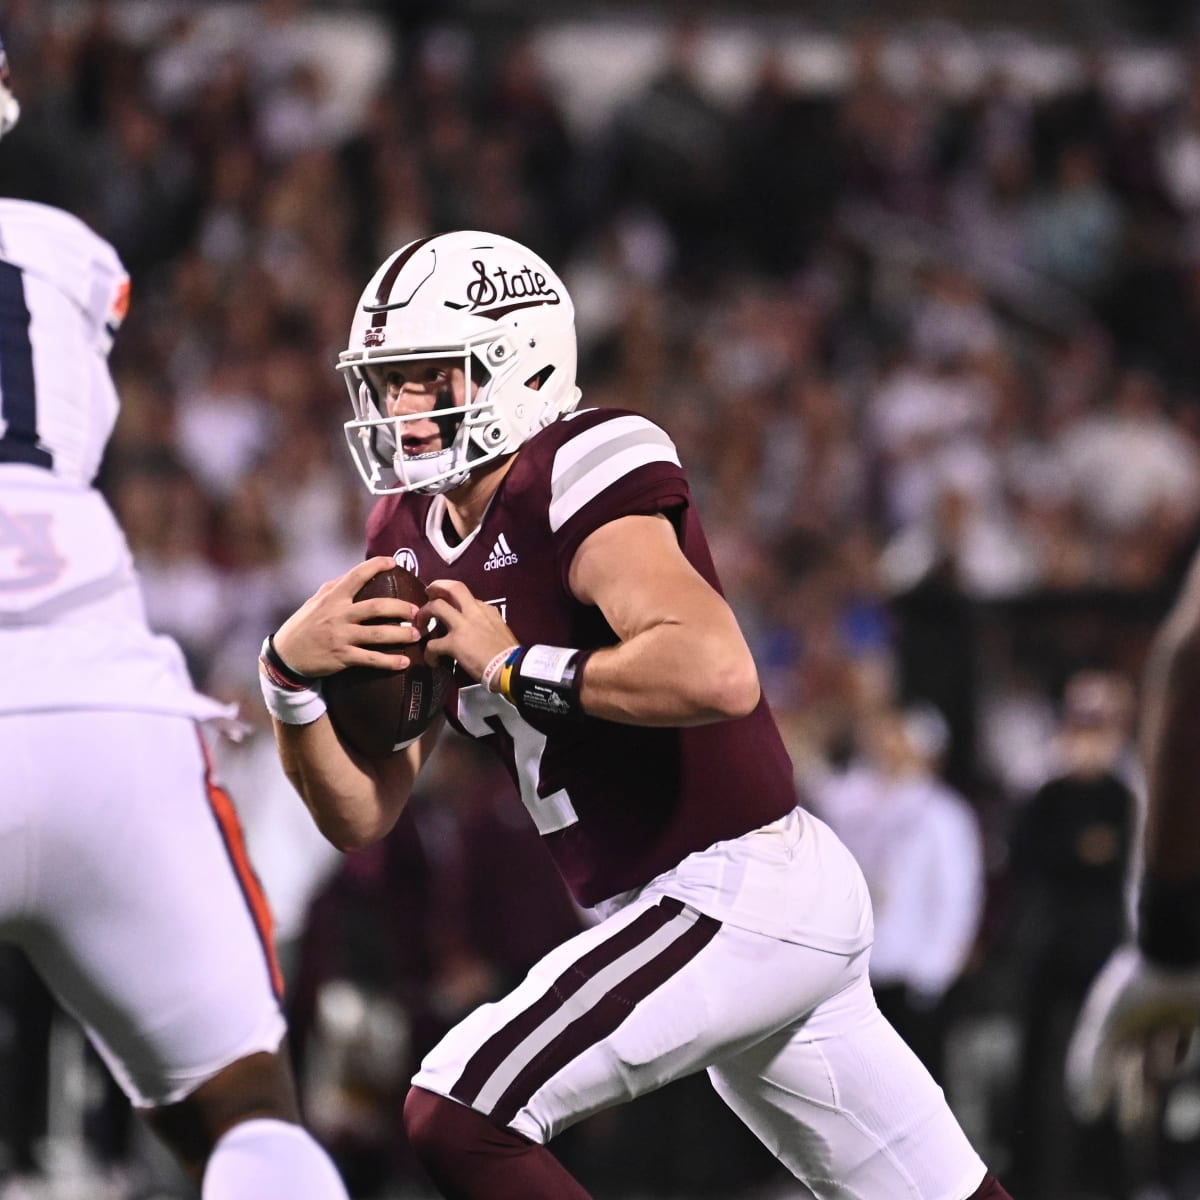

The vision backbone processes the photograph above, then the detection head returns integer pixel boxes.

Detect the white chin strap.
[393,447,470,495]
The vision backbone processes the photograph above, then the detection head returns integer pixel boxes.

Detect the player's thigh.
[414,895,857,1145]
[709,967,985,1200]
[0,714,36,926]
[12,710,286,1109]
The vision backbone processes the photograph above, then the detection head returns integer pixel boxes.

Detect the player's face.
[378,358,472,456]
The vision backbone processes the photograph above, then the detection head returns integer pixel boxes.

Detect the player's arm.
[267,557,437,851]
[421,514,759,726]
[1066,546,1200,1124]
[1138,548,1200,891]
[271,713,441,852]
[566,512,760,726]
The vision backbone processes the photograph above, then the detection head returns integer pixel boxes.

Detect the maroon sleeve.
[532,410,691,594]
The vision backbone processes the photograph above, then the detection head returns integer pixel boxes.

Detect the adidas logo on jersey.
[484,533,519,570]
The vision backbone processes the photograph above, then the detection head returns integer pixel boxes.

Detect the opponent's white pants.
[0,710,286,1107]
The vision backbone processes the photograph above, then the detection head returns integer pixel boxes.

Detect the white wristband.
[258,648,327,726]
[482,644,521,693]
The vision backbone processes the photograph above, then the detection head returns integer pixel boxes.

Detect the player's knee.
[145,1050,301,1177]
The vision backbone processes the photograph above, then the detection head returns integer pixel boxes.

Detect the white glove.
[1065,944,1200,1129]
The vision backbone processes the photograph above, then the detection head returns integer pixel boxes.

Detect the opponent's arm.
[1066,546,1200,1124]
[1139,548,1200,890]
[267,556,439,851]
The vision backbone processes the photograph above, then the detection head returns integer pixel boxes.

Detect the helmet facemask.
[341,339,524,496]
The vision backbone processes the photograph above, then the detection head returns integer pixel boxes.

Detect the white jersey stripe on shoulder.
[553,425,676,500]
[549,442,680,532]
[550,420,679,533]
[550,413,670,479]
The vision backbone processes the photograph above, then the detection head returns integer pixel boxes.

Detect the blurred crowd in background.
[5,1,1200,1197]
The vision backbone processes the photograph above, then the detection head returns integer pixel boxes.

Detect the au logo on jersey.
[393,547,419,573]
[0,506,65,590]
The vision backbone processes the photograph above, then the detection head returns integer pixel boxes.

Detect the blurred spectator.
[607,19,736,270]
[1025,142,1123,297]
[108,457,226,676]
[173,353,274,499]
[1031,47,1116,180]
[1003,669,1139,1200]
[1057,366,1200,584]
[83,97,197,279]
[810,703,985,1085]
[256,60,342,162]
[733,49,842,273]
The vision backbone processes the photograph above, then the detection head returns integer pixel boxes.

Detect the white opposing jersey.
[0,199,129,487]
[0,201,226,721]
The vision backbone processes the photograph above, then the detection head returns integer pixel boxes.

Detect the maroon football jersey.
[365,408,798,907]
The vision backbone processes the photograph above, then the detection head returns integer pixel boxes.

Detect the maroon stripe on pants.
[451,898,688,1107]
[488,906,721,1127]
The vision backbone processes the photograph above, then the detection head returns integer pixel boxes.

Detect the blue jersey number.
[0,261,51,469]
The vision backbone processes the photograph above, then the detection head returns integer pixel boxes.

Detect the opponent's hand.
[1065,944,1200,1130]
[273,557,424,676]
[419,579,520,681]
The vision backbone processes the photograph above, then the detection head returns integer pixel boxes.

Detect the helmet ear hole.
[524,365,554,392]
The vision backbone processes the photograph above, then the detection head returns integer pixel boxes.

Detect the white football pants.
[0,710,286,1107]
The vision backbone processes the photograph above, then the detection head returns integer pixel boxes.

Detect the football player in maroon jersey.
[263,231,1011,1200]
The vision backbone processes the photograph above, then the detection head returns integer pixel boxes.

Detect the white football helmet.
[336,230,581,495]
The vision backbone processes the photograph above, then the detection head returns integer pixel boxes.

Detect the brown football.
[323,566,451,758]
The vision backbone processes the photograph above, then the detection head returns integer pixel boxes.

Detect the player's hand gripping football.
[273,557,424,677]
[418,579,521,683]
[1065,944,1200,1131]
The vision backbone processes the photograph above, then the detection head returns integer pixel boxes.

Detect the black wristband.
[263,633,320,691]
[508,644,591,720]
[1137,871,1200,968]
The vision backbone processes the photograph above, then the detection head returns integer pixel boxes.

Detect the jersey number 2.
[0,261,52,469]
[456,684,580,835]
